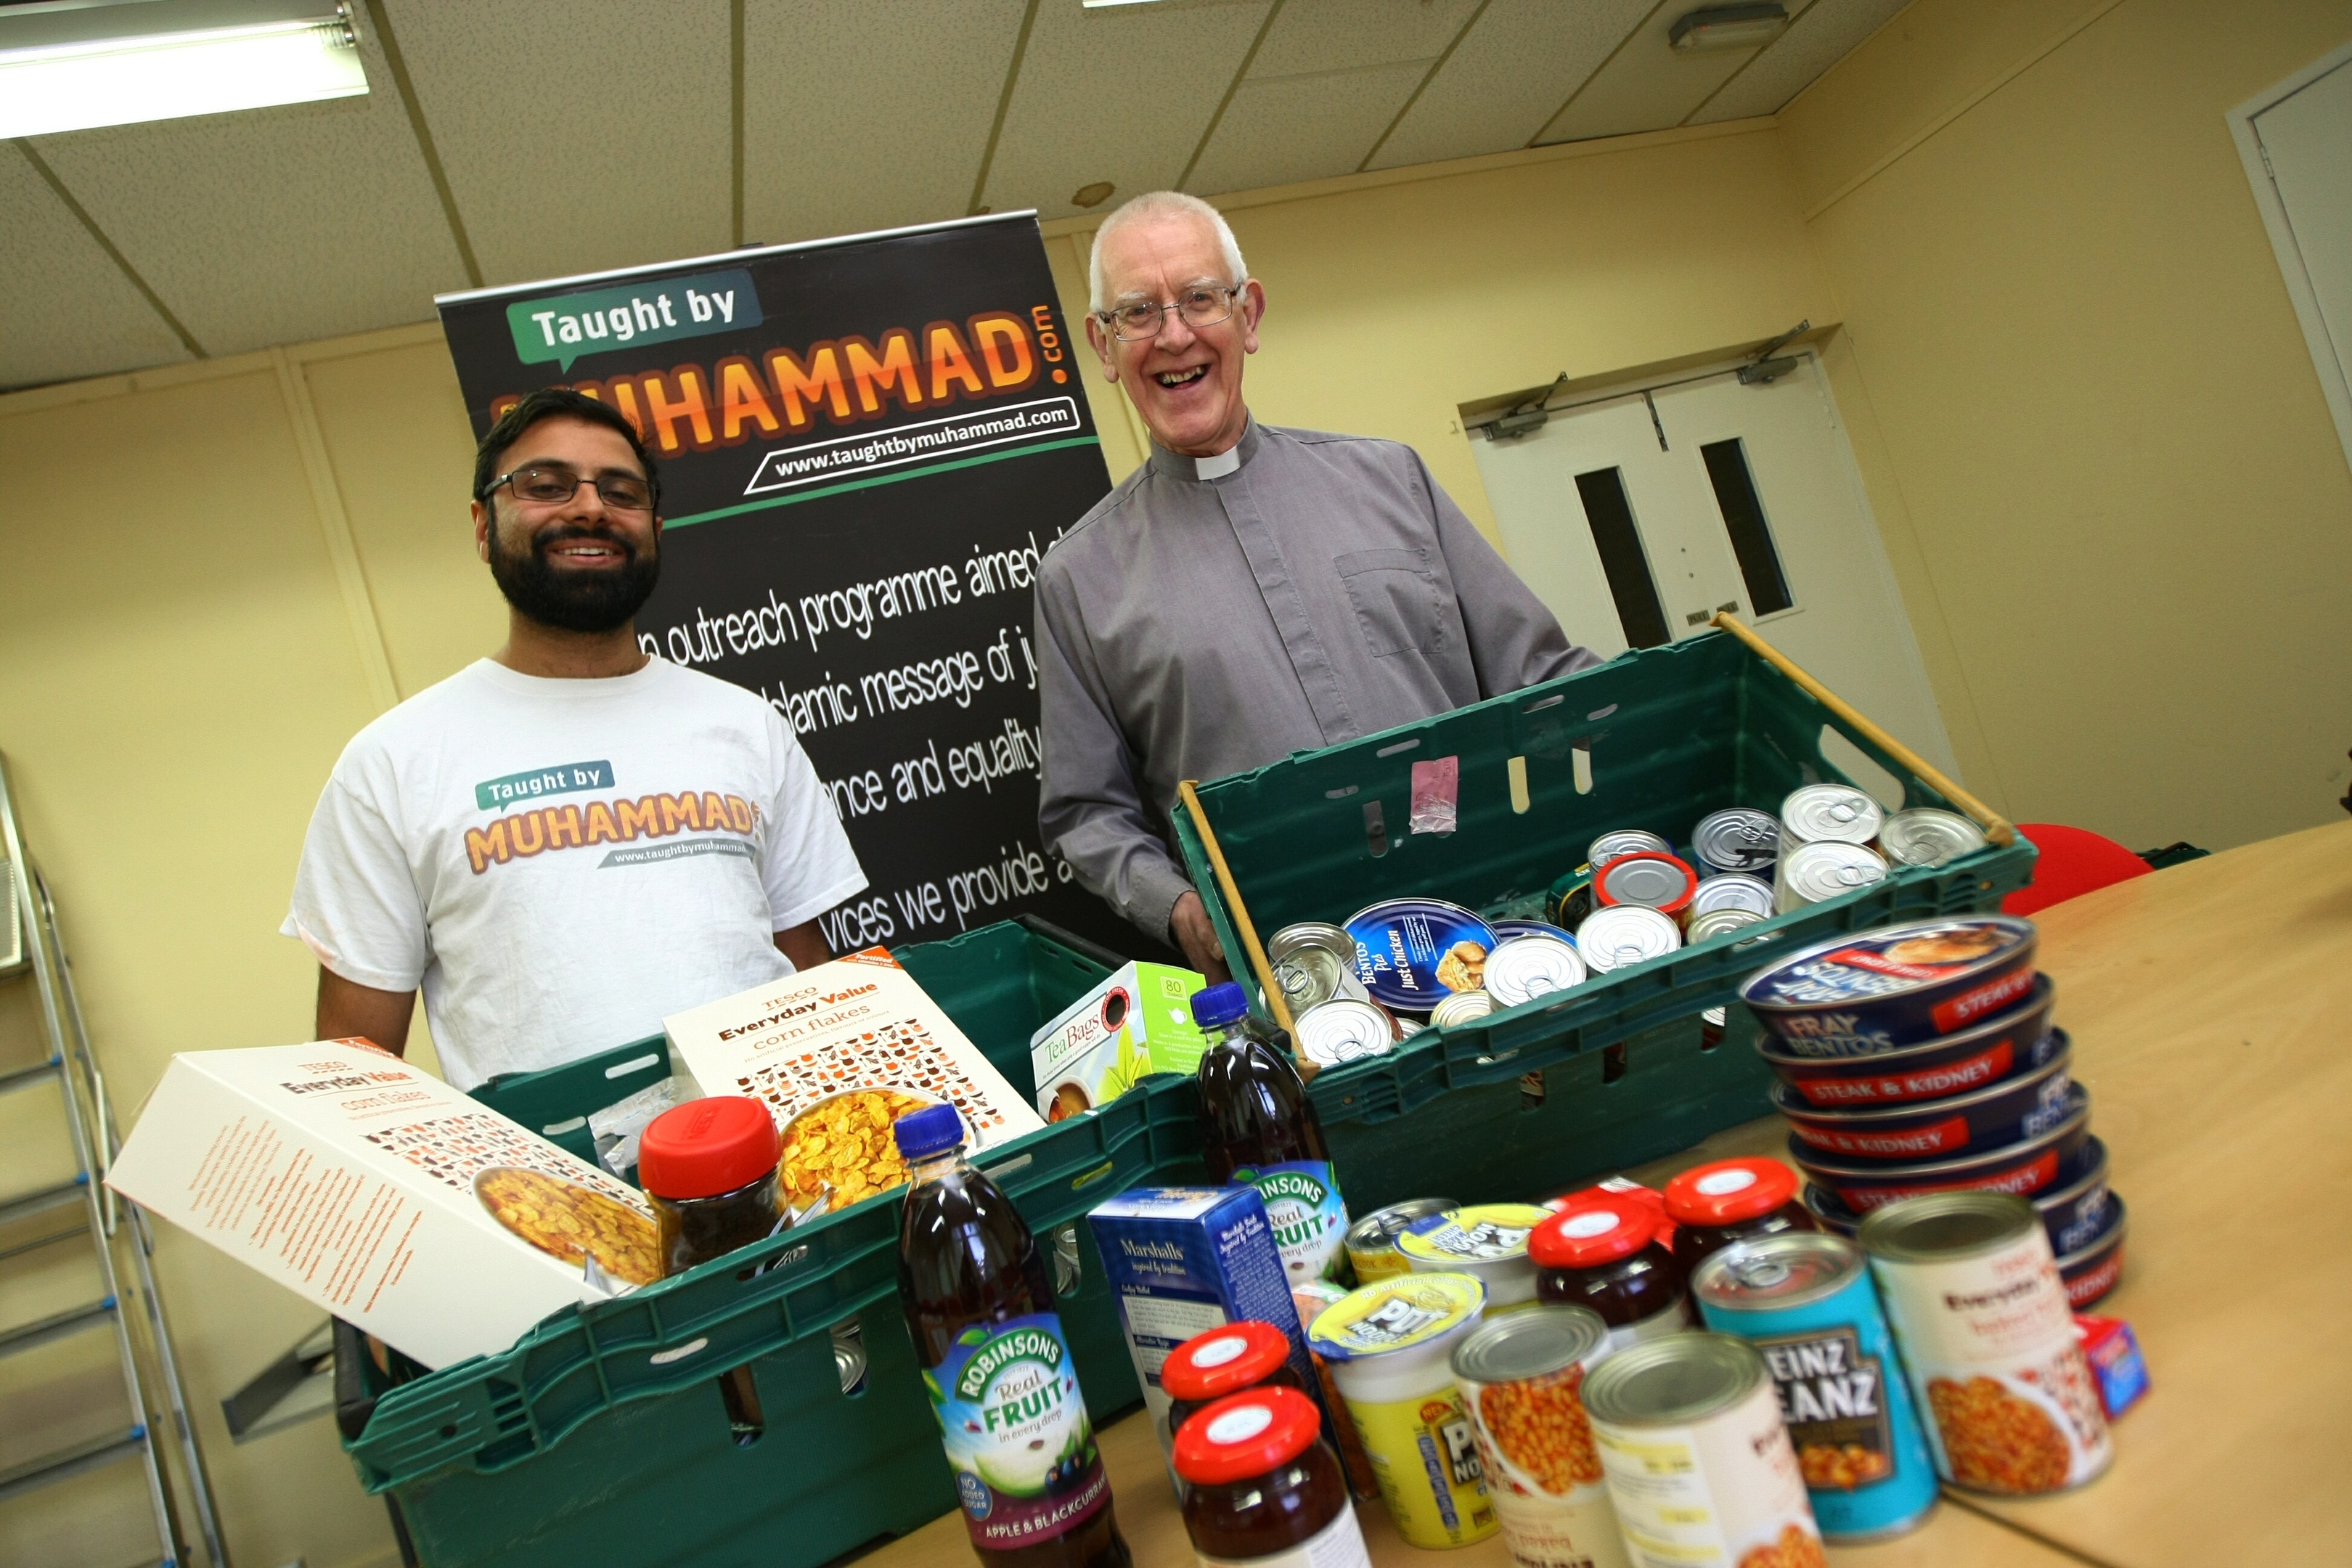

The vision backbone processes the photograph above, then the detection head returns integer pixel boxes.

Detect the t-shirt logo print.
[463,778,764,875]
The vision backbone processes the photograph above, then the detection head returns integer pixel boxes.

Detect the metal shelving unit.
[0,751,227,1568]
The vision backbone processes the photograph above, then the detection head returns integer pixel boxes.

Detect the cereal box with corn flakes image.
[107,1040,658,1370]
[665,949,1043,1208]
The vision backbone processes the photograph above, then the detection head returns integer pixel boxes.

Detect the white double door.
[1471,351,1959,778]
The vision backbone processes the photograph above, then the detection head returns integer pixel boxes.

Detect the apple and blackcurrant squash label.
[926,1314,1109,1547]
[1234,1161,1349,1283]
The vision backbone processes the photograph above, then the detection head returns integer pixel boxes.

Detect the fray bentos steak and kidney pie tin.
[1773,1039,2074,1164]
[1789,1087,2089,1212]
[1755,976,2059,1108]
[1739,916,2039,1056]
[1805,1135,2114,1262]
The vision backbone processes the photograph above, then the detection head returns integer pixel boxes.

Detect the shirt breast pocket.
[1335,547,1445,659]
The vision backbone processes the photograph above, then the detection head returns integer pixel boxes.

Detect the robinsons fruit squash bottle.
[894,1103,1131,1568]
[1191,983,1350,1285]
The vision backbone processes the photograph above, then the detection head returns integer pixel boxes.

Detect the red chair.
[2001,823,2154,916]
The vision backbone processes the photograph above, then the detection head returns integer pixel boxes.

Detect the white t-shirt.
[283,657,865,1090]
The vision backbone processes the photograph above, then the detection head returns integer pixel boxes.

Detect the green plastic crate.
[1172,626,2035,1206]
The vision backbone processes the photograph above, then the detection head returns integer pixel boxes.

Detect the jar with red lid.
[1662,1157,1818,1275]
[1528,1201,1689,1352]
[1164,1320,1312,1445]
[1175,1387,1371,1568]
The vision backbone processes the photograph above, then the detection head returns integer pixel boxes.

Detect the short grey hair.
[1087,191,1249,314]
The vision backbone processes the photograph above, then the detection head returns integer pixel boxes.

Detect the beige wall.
[2,4,2347,1563]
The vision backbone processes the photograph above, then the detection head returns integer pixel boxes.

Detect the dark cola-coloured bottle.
[1191,983,1350,1286]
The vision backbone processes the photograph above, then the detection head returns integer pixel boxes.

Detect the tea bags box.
[1029,960,1207,1121]
[107,1040,656,1369]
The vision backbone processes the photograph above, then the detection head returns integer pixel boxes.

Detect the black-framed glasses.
[486,462,656,512]
[1095,283,1242,343]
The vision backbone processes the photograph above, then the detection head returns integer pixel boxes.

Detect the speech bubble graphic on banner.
[506,267,762,372]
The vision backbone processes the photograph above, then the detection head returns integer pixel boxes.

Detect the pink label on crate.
[1930,969,2037,1032]
[1793,1041,2016,1105]
[1791,1114,1972,1158]
[1840,1149,2059,1210]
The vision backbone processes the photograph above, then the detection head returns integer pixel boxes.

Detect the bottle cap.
[1665,1158,1799,1225]
[892,1103,965,1160]
[637,1096,780,1200]
[1172,1387,1322,1486]
[1162,1320,1293,1403]
[1191,983,1251,1029]
[1528,1203,1651,1268]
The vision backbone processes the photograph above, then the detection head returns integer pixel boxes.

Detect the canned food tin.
[1270,921,1376,1014]
[1347,1199,1459,1283]
[1450,1307,1631,1568]
[1399,1203,1552,1311]
[1430,989,1498,1029]
[2056,1196,2127,1310]
[1346,899,1498,1016]
[1781,784,1886,846]
[1775,841,1889,911]
[1485,936,1588,1008]
[1582,1334,1824,1568]
[1686,907,1767,946]
[1860,1193,2112,1494]
[1790,1085,2089,1212]
[1547,873,1596,934]
[1492,918,1576,944]
[1757,975,2059,1103]
[1296,999,1397,1067]
[1596,852,1699,917]
[1574,905,1681,973]
[1589,829,1671,869]
[1877,809,1988,869]
[1691,1233,1938,1542]
[1740,915,2041,1055]
[1776,1037,2074,1164]
[1689,873,1776,920]
[1804,1136,2112,1261]
[1691,808,1783,876]
[1307,1273,1498,1548]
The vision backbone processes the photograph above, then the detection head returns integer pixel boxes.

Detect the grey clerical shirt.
[1035,418,1598,944]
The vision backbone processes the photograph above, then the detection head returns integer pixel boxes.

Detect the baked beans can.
[1692,809,1783,876]
[1450,1307,1631,1568]
[1486,936,1588,1008]
[1859,1192,2112,1495]
[1774,841,1889,912]
[1689,873,1776,921]
[1574,906,1682,973]
[1875,809,1988,869]
[1780,784,1885,847]
[1596,852,1700,918]
[1690,1233,1938,1542]
[1269,921,1376,1014]
[1347,1199,1458,1283]
[1589,829,1672,869]
[1296,999,1397,1067]
[1581,1334,1824,1568]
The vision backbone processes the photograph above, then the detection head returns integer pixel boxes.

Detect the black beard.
[487,515,660,634]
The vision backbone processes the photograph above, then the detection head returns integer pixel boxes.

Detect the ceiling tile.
[382,0,732,287]
[1533,0,1766,144]
[1188,60,1432,195]
[980,0,1273,224]
[0,146,192,391]
[1368,0,1653,169]
[1249,0,1481,78]
[1688,0,1911,123]
[24,21,467,359]
[742,0,1026,245]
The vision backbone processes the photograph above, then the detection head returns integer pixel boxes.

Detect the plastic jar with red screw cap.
[1163,1320,1312,1447]
[1175,1387,1371,1568]
[1529,1203,1689,1353]
[1662,1157,1818,1277]
[637,1095,783,1277]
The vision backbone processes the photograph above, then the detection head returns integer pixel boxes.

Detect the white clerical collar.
[1193,446,1241,480]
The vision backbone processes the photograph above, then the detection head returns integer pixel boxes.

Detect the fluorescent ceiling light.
[0,0,365,139]
[1080,1,1167,9]
[1669,4,1787,52]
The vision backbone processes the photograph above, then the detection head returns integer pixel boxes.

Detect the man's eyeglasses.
[486,463,656,513]
[1095,283,1243,343]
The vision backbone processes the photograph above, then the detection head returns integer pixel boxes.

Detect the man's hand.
[316,967,417,1055]
[1169,890,1232,984]
[775,920,833,971]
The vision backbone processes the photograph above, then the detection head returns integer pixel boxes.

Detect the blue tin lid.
[1344,899,1498,1015]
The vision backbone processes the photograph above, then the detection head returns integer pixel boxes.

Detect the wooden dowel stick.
[1177,780,1297,1036]
[1710,611,2016,847]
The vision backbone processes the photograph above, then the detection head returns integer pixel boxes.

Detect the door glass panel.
[1573,466,1670,648]
[1699,438,1793,616]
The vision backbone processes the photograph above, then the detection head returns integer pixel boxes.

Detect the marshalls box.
[1030,960,1207,1121]
[665,947,1044,1147]
[106,1040,658,1370]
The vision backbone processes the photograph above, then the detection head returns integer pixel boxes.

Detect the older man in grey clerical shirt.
[1035,190,1598,976]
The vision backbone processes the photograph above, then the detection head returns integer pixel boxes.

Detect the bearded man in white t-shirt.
[285,388,866,1089]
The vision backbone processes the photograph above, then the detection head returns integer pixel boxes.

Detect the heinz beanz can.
[1860,1193,2111,1495]
[1450,1307,1630,1568]
[1691,1232,1937,1541]
[1581,1334,1824,1568]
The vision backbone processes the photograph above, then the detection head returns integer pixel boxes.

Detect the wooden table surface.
[871,820,2352,1568]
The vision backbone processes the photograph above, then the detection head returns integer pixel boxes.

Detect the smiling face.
[471,414,663,633]
[1087,210,1263,458]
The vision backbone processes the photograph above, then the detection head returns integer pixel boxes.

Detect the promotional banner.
[436,215,1137,958]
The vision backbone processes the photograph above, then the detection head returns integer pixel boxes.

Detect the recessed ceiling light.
[1071,181,1115,209]
[1668,4,1787,52]
[0,0,367,140]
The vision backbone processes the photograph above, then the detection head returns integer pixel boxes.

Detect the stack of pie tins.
[1736,915,2126,1307]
